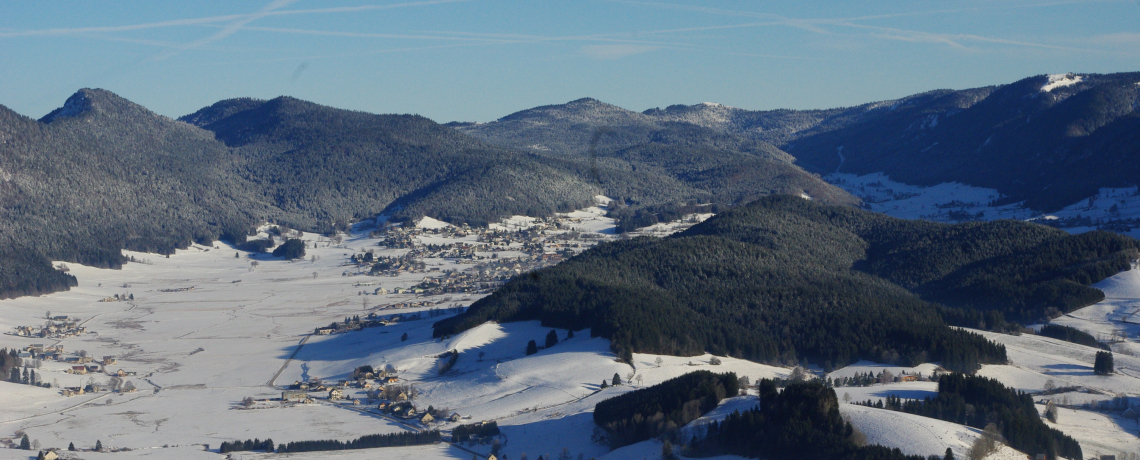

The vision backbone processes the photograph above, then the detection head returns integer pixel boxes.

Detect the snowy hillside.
[827,172,1140,239]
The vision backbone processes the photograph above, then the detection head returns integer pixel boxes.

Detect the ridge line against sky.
[1,0,1138,123]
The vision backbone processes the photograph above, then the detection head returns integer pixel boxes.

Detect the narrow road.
[268,334,311,387]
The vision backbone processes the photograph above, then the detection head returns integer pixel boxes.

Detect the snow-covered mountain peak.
[1041,73,1083,92]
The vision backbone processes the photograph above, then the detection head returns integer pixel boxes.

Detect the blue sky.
[1,1,1138,122]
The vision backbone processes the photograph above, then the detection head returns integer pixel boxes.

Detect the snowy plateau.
[0,197,1137,460]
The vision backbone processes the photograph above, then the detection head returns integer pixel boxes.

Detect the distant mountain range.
[1,71,1137,299]
[0,89,847,298]
[458,72,1140,213]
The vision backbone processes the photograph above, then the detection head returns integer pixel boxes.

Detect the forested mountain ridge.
[0,89,266,298]
[181,95,603,229]
[450,97,858,228]
[644,72,1140,212]
[464,72,1140,213]
[435,195,1138,371]
[0,89,852,299]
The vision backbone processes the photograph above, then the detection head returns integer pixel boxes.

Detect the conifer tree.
[526,340,539,356]
[20,434,30,450]
[545,329,559,348]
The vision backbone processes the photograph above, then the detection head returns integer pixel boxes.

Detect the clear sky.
[2,1,1138,123]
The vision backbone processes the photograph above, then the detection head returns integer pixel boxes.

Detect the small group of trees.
[1094,351,1114,375]
[526,329,573,356]
[219,438,274,453]
[594,371,738,448]
[437,350,459,375]
[1037,324,1109,350]
[272,238,306,259]
[451,421,500,443]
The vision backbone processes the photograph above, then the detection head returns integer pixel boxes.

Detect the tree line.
[275,430,441,453]
[855,373,1081,460]
[593,371,739,448]
[689,380,927,460]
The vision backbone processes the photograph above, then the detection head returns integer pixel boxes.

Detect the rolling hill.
[434,195,1138,371]
[0,90,850,299]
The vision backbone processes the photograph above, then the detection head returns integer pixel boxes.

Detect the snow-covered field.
[826,172,1140,239]
[1,203,1138,459]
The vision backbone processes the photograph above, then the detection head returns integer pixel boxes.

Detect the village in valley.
[0,198,1137,460]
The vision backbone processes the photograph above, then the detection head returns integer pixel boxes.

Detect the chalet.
[316,327,334,335]
[337,380,350,387]
[448,413,461,422]
[17,352,32,359]
[420,413,435,424]
[41,451,59,460]
[102,356,116,365]
[384,376,399,383]
[329,388,344,400]
[77,356,93,364]
[282,390,308,401]
[85,365,101,373]
[51,315,68,321]
[487,455,497,460]
[396,391,409,401]
[352,399,360,406]
[28,344,44,353]
[69,365,88,374]
[900,375,920,382]
[377,402,390,410]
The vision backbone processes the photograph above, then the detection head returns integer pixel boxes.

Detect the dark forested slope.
[450,97,859,225]
[645,73,1140,212]
[435,196,1137,370]
[0,89,266,298]
[183,96,603,229]
[0,89,854,299]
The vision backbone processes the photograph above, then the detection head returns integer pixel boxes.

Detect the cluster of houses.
[98,293,133,302]
[11,317,86,339]
[16,344,119,370]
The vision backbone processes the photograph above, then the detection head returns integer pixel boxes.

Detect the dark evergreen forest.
[593,371,739,448]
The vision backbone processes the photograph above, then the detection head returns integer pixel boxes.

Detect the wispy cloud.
[581,44,658,60]
[0,0,470,39]
[151,0,300,60]
[611,0,1124,54]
